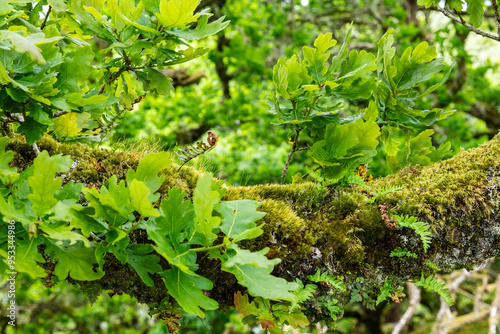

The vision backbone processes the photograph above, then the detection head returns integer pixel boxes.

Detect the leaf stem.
[302,165,323,179]
[174,243,227,259]
[281,128,302,184]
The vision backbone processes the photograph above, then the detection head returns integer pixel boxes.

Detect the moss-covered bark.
[7,134,500,324]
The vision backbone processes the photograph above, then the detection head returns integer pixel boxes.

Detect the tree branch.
[434,5,500,42]
[7,134,500,324]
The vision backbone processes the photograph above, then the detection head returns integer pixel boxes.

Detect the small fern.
[96,105,127,135]
[367,185,404,203]
[425,260,441,271]
[290,279,317,311]
[308,269,346,292]
[414,273,453,306]
[390,247,417,258]
[393,214,432,252]
[376,279,393,305]
[175,131,219,170]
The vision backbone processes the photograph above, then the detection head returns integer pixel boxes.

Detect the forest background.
[1,0,500,333]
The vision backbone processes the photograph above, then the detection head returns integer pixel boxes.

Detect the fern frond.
[308,269,346,291]
[390,247,417,258]
[414,273,453,306]
[290,279,317,312]
[175,131,219,171]
[393,214,432,252]
[425,261,441,271]
[376,279,393,305]
[96,106,127,134]
[367,185,404,203]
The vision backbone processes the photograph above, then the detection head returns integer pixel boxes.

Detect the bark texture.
[6,133,500,323]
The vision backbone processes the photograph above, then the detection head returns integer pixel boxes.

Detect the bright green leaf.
[161,267,218,318]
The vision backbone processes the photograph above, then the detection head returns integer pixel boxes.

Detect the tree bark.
[7,133,500,323]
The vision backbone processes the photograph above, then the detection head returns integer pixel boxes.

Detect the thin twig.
[492,0,500,35]
[53,111,69,118]
[435,5,500,42]
[40,6,52,30]
[98,66,128,95]
[302,165,323,180]
[392,283,421,334]
[281,128,302,184]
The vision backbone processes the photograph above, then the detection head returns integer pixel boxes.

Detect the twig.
[302,165,323,180]
[98,66,128,95]
[53,111,68,118]
[492,0,500,35]
[40,6,52,30]
[32,142,40,156]
[435,5,500,42]
[281,128,302,184]
[392,283,421,334]
[489,275,500,334]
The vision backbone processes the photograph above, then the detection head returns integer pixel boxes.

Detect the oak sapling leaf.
[43,236,104,281]
[126,151,171,202]
[28,151,72,218]
[155,187,195,236]
[0,137,18,184]
[193,172,223,245]
[215,199,266,242]
[222,244,299,300]
[161,267,219,318]
[125,243,162,287]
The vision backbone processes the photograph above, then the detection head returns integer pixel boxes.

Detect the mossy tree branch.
[6,134,500,322]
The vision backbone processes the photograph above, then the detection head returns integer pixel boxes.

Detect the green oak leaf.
[40,221,90,247]
[466,0,484,28]
[161,267,219,318]
[17,117,47,145]
[0,195,32,224]
[417,0,439,7]
[446,0,463,11]
[0,137,18,183]
[222,244,298,300]
[28,151,72,218]
[141,219,196,271]
[125,243,162,287]
[193,173,222,245]
[70,206,108,236]
[83,175,132,228]
[302,32,336,82]
[310,118,380,181]
[166,14,230,40]
[11,228,46,277]
[329,25,352,76]
[215,200,265,242]
[272,304,309,328]
[129,179,159,217]
[142,0,160,12]
[43,237,104,280]
[157,0,200,28]
[155,187,195,236]
[143,67,173,96]
[126,151,171,202]
[54,44,94,92]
